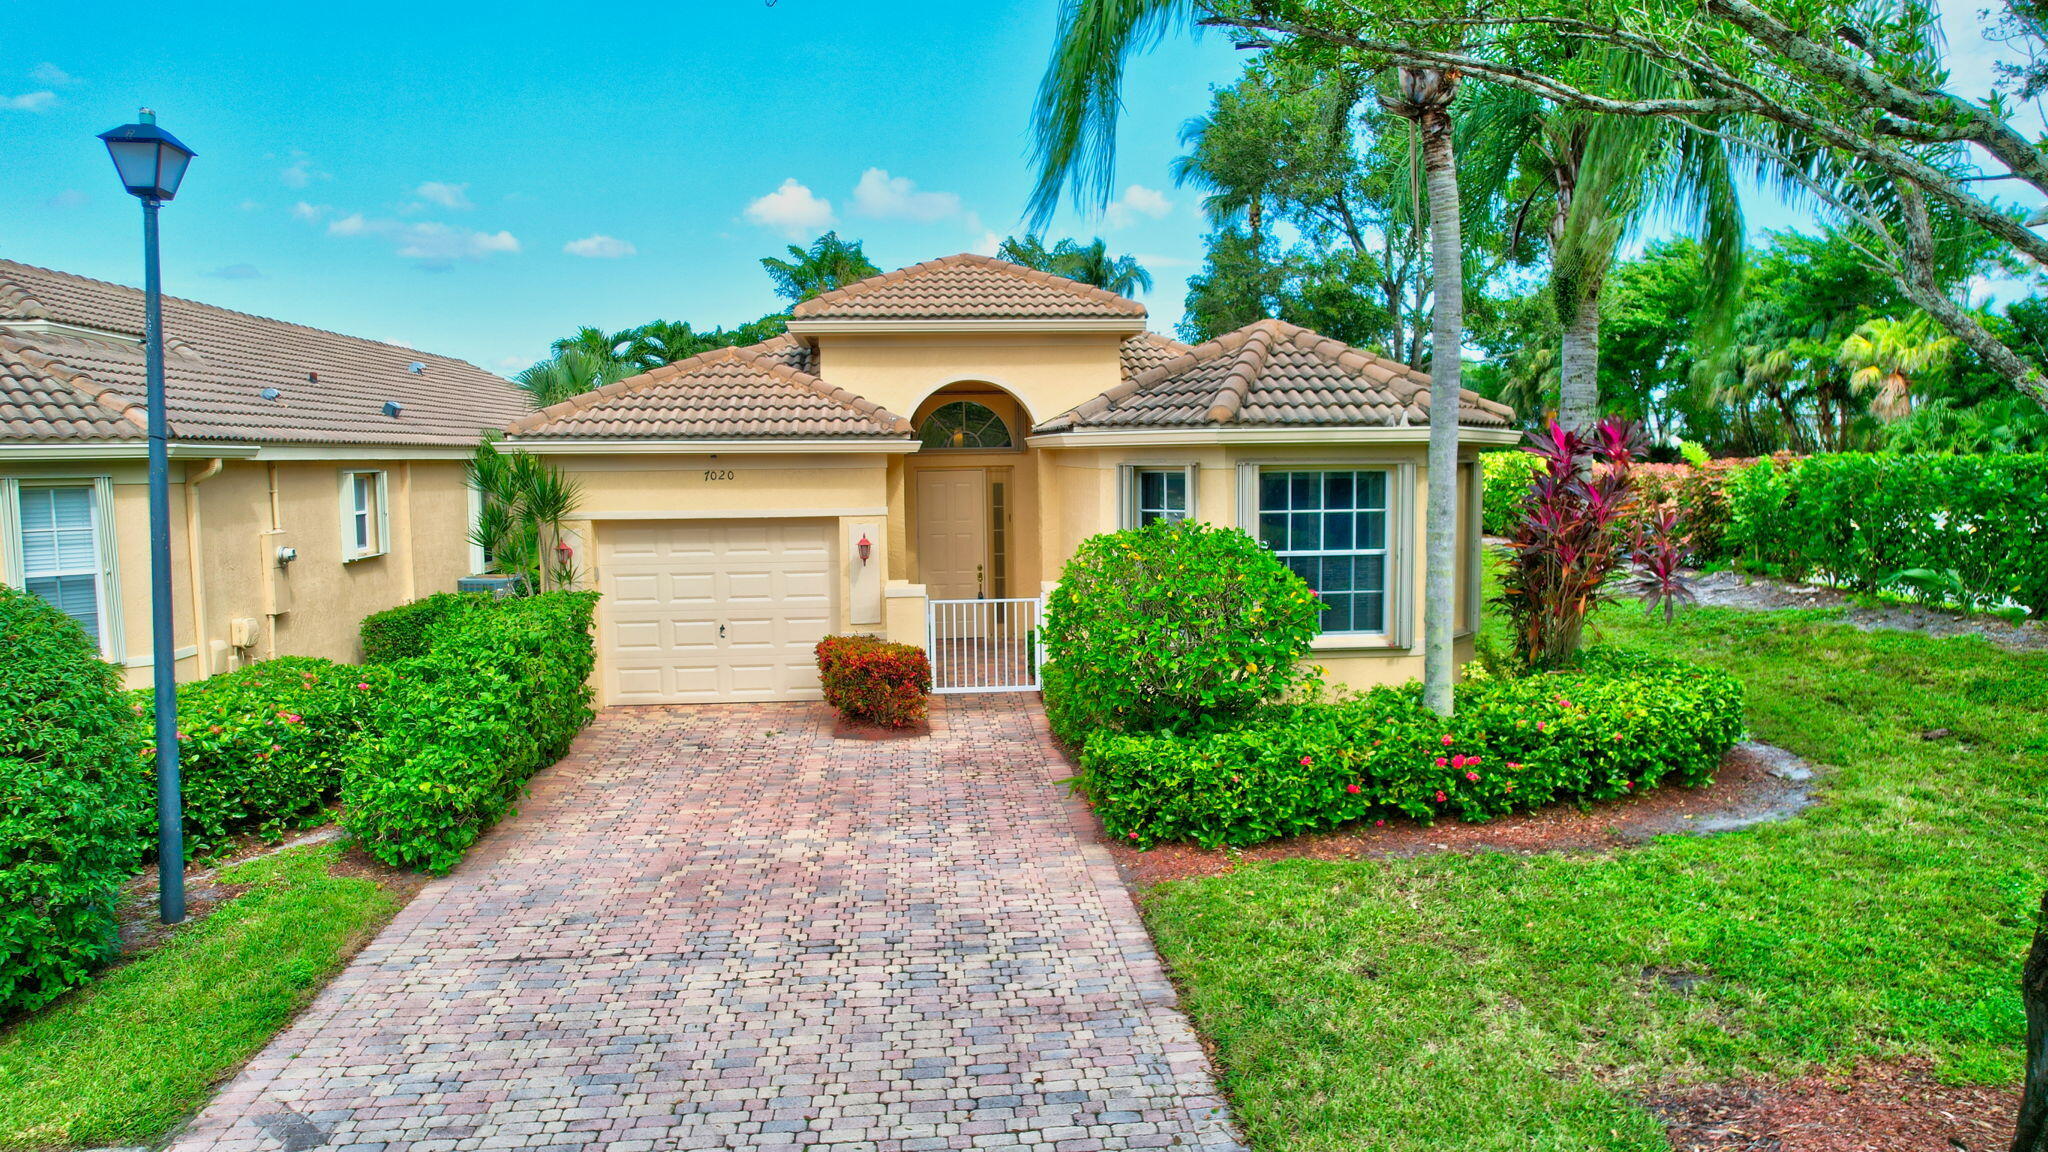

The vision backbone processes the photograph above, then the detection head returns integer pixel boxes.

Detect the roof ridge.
[0,259,508,380]
[740,345,913,433]
[1206,322,1278,423]
[0,334,151,433]
[789,252,1146,319]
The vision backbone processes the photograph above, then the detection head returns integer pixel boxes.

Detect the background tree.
[516,347,632,408]
[997,234,1153,295]
[1838,312,1956,422]
[760,231,881,304]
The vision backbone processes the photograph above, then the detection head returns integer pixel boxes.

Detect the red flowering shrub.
[816,634,932,729]
[1077,649,1743,848]
[1495,418,1642,669]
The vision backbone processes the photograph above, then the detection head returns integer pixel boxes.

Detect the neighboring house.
[501,254,1518,705]
[0,259,530,687]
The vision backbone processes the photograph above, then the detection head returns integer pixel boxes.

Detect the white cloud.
[238,199,264,212]
[563,234,636,259]
[972,230,1003,256]
[29,63,77,86]
[279,154,329,189]
[291,200,329,221]
[1105,184,1174,227]
[414,181,473,210]
[46,189,88,209]
[1,91,56,112]
[321,212,521,270]
[851,168,962,222]
[745,178,835,236]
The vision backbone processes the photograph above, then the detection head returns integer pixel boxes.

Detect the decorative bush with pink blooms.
[1077,649,1743,848]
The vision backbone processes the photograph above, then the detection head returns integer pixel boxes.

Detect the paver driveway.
[169,698,1244,1152]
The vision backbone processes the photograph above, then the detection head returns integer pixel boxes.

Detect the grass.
[0,843,407,1151]
[1140,600,2048,1151]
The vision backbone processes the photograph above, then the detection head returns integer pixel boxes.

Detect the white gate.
[926,597,1042,693]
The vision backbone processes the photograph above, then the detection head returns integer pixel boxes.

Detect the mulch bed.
[1689,569,2048,653]
[1648,1059,2020,1152]
[830,715,933,740]
[1091,740,1818,888]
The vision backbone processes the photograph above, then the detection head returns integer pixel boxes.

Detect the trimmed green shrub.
[1631,457,1771,561]
[1480,450,1544,535]
[341,591,597,872]
[132,657,375,854]
[816,635,931,728]
[1042,520,1323,737]
[1079,649,1745,848]
[1725,453,2048,613]
[0,586,150,1016]
[358,592,482,663]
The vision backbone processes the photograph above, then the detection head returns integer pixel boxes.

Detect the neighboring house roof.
[790,253,1147,322]
[503,338,913,441]
[0,259,530,447]
[1119,331,1190,380]
[1037,318,1517,433]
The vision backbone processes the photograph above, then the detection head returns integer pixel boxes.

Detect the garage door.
[599,519,836,704]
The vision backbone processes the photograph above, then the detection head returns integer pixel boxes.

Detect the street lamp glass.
[97,112,195,201]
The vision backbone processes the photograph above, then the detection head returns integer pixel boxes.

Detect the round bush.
[1042,520,1322,736]
[0,586,150,1016]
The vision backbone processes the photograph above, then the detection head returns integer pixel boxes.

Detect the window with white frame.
[17,484,109,644]
[1133,466,1192,526]
[1256,469,1390,634]
[341,470,388,561]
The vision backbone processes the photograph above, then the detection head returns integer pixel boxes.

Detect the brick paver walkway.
[168,698,1244,1152]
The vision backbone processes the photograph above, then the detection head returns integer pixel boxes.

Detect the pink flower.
[1504,783,1515,793]
[1507,761,1523,771]
[1374,819,1386,827]
[1346,783,1361,795]
[1127,831,1140,840]
[1536,721,1547,732]
[1300,756,1314,767]
[1435,756,1449,768]
[1440,734,1455,746]
[1464,771,1480,782]
[1623,781,1634,791]
[356,682,371,690]
[1434,790,1448,803]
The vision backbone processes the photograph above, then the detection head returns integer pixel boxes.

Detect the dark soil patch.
[831,714,933,740]
[1097,741,1818,888]
[327,844,433,902]
[1689,569,2048,653]
[1648,1059,2020,1151]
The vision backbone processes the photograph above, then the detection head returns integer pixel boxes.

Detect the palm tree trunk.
[2018,891,2048,1152]
[1559,288,1601,432]
[1402,67,1464,719]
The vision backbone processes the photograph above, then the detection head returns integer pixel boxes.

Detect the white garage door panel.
[600,520,837,704]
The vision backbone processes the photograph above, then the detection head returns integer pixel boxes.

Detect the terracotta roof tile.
[1038,318,1516,433]
[504,338,912,441]
[1119,331,1189,379]
[0,259,530,447]
[791,253,1147,321]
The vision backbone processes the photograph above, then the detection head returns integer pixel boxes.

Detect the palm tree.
[550,325,635,364]
[1384,65,1465,717]
[1029,1,1468,716]
[1838,313,1957,422]
[998,235,1153,296]
[1458,49,1744,434]
[516,347,633,408]
[620,320,716,371]
[760,231,882,304]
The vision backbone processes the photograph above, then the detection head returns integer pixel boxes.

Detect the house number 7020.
[703,469,735,481]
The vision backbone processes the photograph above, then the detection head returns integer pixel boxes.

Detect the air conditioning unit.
[457,574,524,599]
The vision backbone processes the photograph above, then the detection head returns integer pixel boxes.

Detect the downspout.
[183,458,225,674]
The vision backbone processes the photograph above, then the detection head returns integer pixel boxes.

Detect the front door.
[916,468,987,599]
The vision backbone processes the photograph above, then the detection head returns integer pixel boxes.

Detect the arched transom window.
[918,400,1013,450]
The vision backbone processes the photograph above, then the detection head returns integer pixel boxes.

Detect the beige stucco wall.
[807,331,1131,431]
[1,454,481,688]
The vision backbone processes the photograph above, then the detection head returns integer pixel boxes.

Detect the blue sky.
[3,2,2034,375]
[2,1,1242,373]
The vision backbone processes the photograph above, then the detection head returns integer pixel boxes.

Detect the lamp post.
[98,109,196,925]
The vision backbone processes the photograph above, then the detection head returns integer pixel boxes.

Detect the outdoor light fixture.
[99,108,195,926]
[97,109,195,201]
[858,533,873,565]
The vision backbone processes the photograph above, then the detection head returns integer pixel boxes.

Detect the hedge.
[816,635,931,728]
[1078,649,1745,848]
[1726,453,2048,614]
[0,586,150,1017]
[358,591,482,663]
[132,657,375,855]
[1480,450,1545,535]
[341,591,598,872]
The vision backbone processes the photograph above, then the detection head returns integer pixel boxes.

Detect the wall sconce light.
[857,533,873,566]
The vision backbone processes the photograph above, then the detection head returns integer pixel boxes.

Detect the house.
[0,259,530,687]
[501,254,1518,705]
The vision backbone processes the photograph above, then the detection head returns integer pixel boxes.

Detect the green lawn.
[0,843,407,1151]
[1142,602,2048,1151]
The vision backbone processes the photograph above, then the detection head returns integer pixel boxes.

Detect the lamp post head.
[98,108,196,202]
